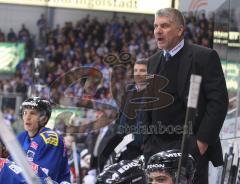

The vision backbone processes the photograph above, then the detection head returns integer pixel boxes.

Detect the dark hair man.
[17,97,70,183]
[147,149,195,184]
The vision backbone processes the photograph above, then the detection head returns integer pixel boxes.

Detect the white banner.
[0,0,172,14]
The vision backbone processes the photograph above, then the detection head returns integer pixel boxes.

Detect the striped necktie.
[165,52,171,62]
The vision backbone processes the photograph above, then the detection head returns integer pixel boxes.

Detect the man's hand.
[197,139,208,155]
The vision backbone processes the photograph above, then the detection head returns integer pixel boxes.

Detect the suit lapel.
[177,42,193,98]
[149,50,164,74]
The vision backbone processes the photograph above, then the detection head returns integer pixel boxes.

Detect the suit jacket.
[145,42,229,166]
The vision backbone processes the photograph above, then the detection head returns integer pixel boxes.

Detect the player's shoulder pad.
[39,130,59,146]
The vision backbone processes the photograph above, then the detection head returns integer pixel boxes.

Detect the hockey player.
[96,159,147,184]
[0,158,53,184]
[16,97,70,183]
[147,149,195,184]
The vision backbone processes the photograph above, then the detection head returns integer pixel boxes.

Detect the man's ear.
[178,26,184,37]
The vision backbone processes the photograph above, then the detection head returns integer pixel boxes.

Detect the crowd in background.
[0,11,213,109]
[0,11,214,183]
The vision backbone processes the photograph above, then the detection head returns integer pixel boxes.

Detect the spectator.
[7,28,17,42]
[64,134,81,183]
[18,24,30,41]
[37,14,47,41]
[0,29,5,41]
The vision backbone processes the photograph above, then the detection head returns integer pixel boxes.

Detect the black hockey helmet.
[147,149,195,183]
[96,159,147,184]
[20,97,52,122]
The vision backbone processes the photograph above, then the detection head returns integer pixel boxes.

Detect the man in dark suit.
[117,58,148,160]
[92,59,148,171]
[143,8,228,183]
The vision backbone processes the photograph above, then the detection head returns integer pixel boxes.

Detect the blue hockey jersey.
[0,158,48,184]
[17,127,70,183]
